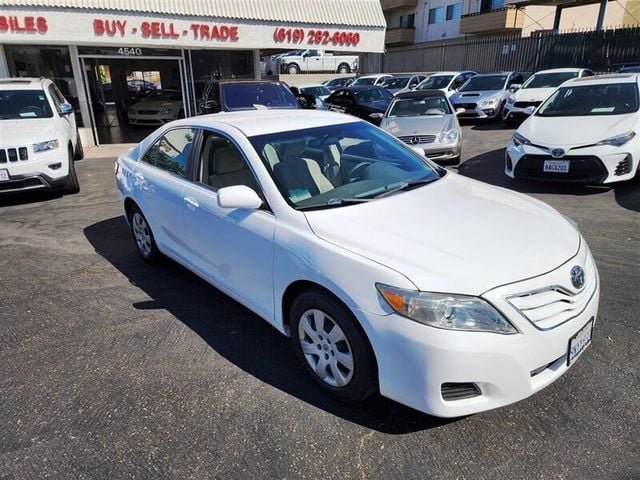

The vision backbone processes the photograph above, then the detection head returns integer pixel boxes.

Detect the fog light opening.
[48,162,62,170]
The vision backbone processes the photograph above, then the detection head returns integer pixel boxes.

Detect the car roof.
[0,77,48,90]
[357,74,390,79]
[394,89,446,99]
[428,71,473,76]
[300,84,328,88]
[183,110,360,137]
[535,68,588,74]
[563,73,640,86]
[474,72,514,76]
[341,85,385,91]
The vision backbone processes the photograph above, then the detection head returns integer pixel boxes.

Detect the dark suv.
[198,80,299,114]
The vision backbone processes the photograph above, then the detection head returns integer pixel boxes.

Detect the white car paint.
[116,110,599,417]
[128,89,185,126]
[503,68,593,122]
[414,71,477,98]
[0,77,80,193]
[298,84,331,100]
[506,73,640,183]
[352,74,392,86]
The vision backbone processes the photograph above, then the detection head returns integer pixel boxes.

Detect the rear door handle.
[184,196,199,210]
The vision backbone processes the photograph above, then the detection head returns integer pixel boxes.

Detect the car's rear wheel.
[287,63,300,75]
[337,63,350,74]
[74,133,84,160]
[128,205,161,264]
[290,289,377,402]
[62,147,80,194]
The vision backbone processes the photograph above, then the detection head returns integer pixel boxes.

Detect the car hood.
[304,173,579,296]
[518,113,638,147]
[0,118,59,146]
[381,114,456,135]
[513,87,556,102]
[131,100,181,110]
[452,89,504,102]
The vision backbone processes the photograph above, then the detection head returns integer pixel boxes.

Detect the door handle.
[184,196,199,210]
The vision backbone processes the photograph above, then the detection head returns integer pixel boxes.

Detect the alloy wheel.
[132,212,152,258]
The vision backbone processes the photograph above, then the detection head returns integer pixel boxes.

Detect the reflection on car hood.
[130,100,182,110]
[305,173,579,295]
[518,113,637,147]
[381,115,456,136]
[0,118,58,146]
[513,87,557,102]
[451,89,504,103]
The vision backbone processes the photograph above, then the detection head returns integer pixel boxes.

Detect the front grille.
[514,155,608,183]
[506,281,597,330]
[614,154,632,176]
[136,109,159,115]
[514,101,541,108]
[0,147,29,163]
[397,135,436,144]
[441,383,481,401]
[454,103,477,110]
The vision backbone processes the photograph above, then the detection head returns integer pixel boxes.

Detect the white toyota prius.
[115,110,599,417]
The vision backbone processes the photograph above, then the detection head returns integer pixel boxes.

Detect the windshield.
[417,75,453,90]
[249,122,443,209]
[300,86,331,96]
[388,95,451,117]
[352,77,378,86]
[381,77,411,89]
[353,88,393,103]
[0,90,53,119]
[522,72,579,89]
[537,83,639,117]
[460,75,507,92]
[144,90,182,101]
[223,84,299,110]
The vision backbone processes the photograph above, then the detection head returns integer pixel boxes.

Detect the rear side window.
[142,128,196,178]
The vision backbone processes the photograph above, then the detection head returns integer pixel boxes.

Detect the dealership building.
[0,0,385,144]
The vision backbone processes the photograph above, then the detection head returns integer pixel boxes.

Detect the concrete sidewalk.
[84,143,136,159]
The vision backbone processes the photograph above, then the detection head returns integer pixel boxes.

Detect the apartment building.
[382,0,640,45]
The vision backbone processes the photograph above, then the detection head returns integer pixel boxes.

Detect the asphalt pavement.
[1,124,638,479]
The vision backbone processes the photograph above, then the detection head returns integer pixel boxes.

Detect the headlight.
[376,284,517,334]
[596,131,636,147]
[512,132,531,147]
[506,95,515,105]
[160,108,175,115]
[480,98,497,107]
[437,128,459,144]
[33,139,60,153]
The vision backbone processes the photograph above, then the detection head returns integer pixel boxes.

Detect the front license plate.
[0,169,9,182]
[543,160,570,173]
[567,319,593,366]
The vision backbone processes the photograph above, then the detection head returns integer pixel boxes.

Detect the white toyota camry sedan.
[115,110,599,417]
[506,73,640,183]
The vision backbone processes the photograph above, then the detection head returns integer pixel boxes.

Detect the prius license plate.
[0,169,9,182]
[567,319,593,366]
[543,160,570,173]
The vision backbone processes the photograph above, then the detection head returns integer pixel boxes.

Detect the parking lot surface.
[1,124,638,479]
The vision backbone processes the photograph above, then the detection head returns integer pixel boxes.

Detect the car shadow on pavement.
[0,190,64,207]
[456,148,638,206]
[460,120,518,131]
[84,216,461,434]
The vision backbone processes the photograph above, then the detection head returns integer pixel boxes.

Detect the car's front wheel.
[62,146,80,194]
[128,205,161,264]
[290,289,377,402]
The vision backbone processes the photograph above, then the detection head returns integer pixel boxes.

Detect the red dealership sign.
[93,18,239,42]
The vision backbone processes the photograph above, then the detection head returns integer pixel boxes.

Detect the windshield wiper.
[297,197,373,211]
[373,178,438,199]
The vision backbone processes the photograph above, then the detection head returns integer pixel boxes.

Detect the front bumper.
[355,242,599,418]
[503,103,537,121]
[454,102,501,119]
[128,112,178,125]
[416,141,462,161]
[505,141,639,184]
[0,146,70,193]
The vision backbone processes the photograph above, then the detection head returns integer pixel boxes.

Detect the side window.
[142,128,195,178]
[198,131,258,191]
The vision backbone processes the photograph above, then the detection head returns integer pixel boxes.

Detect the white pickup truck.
[275,50,359,75]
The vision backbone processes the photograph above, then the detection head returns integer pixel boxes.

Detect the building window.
[480,0,505,12]
[399,13,415,28]
[446,3,462,21]
[428,7,445,24]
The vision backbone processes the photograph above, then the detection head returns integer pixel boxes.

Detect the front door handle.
[184,196,199,210]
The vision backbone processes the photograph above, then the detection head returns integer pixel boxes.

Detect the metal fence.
[362,26,640,74]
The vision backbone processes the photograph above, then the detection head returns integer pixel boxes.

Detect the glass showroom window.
[429,7,445,24]
[446,3,462,21]
[4,44,83,126]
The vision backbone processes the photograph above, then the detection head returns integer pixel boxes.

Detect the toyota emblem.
[570,266,585,289]
[551,148,566,158]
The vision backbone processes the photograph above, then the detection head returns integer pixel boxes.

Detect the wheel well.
[124,197,137,218]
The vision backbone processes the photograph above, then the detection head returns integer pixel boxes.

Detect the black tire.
[290,289,377,403]
[62,147,80,194]
[287,63,300,75]
[337,63,350,74]
[127,204,162,264]
[74,133,84,160]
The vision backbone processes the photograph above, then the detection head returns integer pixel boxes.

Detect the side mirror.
[456,107,466,115]
[509,84,521,93]
[60,102,74,116]
[368,112,384,120]
[524,106,536,115]
[201,100,219,114]
[217,185,263,210]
